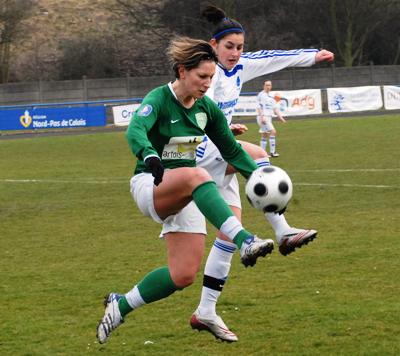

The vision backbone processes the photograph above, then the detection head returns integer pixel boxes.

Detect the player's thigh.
[154,167,211,219]
[265,120,275,134]
[237,140,269,161]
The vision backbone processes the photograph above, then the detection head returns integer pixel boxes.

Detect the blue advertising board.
[0,105,106,131]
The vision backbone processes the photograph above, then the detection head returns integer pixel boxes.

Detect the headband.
[212,27,245,40]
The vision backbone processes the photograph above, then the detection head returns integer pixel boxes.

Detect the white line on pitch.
[0,178,397,189]
[292,168,400,173]
[0,178,127,184]
[295,182,397,189]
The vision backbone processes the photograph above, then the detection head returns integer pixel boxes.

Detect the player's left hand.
[230,123,248,136]
[315,50,334,63]
[145,156,164,186]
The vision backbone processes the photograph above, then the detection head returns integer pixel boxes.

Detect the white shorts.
[130,173,207,236]
[196,139,241,209]
[257,116,275,133]
[196,138,230,187]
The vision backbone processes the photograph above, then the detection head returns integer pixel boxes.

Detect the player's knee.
[239,140,268,160]
[187,167,212,187]
[171,269,197,288]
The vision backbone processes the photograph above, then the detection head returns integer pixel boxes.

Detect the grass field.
[1,114,400,355]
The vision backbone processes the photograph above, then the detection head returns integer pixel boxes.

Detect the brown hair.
[167,36,218,78]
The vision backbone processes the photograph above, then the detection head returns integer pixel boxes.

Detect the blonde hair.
[167,36,218,78]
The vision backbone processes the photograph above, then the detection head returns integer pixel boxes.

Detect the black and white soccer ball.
[245,166,293,213]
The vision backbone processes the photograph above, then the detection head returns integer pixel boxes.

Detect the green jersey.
[126,83,257,178]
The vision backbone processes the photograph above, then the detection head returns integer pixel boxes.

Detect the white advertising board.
[383,86,400,110]
[327,86,382,113]
[112,103,141,126]
[234,89,322,116]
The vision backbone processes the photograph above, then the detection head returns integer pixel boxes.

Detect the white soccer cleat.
[190,310,238,342]
[240,235,274,267]
[96,293,124,344]
[270,152,280,157]
[278,228,317,256]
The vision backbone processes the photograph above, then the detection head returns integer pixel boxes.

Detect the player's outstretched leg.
[277,228,317,256]
[96,293,124,344]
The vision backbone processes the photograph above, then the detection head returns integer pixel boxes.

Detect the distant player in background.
[191,5,334,342]
[257,80,286,157]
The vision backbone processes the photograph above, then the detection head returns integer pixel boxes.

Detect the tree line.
[1,0,400,83]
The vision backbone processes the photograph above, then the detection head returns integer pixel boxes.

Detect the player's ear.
[209,38,218,49]
[177,64,186,79]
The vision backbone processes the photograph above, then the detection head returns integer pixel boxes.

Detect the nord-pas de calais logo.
[195,112,207,130]
[20,110,32,128]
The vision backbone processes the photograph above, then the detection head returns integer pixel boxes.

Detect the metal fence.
[0,65,399,106]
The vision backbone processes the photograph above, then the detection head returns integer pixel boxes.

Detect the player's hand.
[230,123,248,136]
[315,49,334,63]
[145,156,164,186]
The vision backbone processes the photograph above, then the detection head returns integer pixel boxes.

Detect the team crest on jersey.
[138,104,153,117]
[195,112,207,130]
[236,77,241,87]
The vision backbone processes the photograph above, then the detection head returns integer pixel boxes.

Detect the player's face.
[212,33,244,70]
[264,81,272,92]
[182,60,216,99]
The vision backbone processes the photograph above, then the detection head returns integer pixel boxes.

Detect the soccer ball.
[245,166,293,213]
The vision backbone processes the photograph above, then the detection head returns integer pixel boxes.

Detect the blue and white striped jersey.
[207,49,318,124]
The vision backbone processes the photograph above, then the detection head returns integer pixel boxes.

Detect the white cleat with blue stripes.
[240,235,274,267]
[96,293,124,344]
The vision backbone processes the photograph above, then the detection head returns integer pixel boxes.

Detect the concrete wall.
[1,65,400,106]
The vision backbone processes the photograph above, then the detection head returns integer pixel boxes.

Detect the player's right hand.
[145,156,164,186]
[315,49,334,63]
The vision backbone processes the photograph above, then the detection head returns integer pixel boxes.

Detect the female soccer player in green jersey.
[96,36,274,344]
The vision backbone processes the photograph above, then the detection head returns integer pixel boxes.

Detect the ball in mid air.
[245,166,293,213]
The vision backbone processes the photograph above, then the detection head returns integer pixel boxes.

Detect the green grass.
[1,115,400,355]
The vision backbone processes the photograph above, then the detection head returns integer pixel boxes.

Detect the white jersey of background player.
[192,5,334,342]
[256,80,287,157]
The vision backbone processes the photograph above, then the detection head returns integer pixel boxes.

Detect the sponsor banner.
[234,89,322,116]
[270,89,322,116]
[234,95,258,116]
[327,86,382,113]
[383,85,400,110]
[112,103,141,126]
[0,106,106,131]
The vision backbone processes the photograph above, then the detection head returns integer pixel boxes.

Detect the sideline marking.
[0,178,126,184]
[295,182,397,189]
[0,178,397,189]
[292,168,400,173]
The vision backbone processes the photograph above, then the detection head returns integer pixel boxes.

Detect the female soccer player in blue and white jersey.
[191,5,334,342]
[256,80,287,157]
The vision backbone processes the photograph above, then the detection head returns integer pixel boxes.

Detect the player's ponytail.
[201,5,244,40]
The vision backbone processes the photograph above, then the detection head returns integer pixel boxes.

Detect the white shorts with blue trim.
[257,115,275,133]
